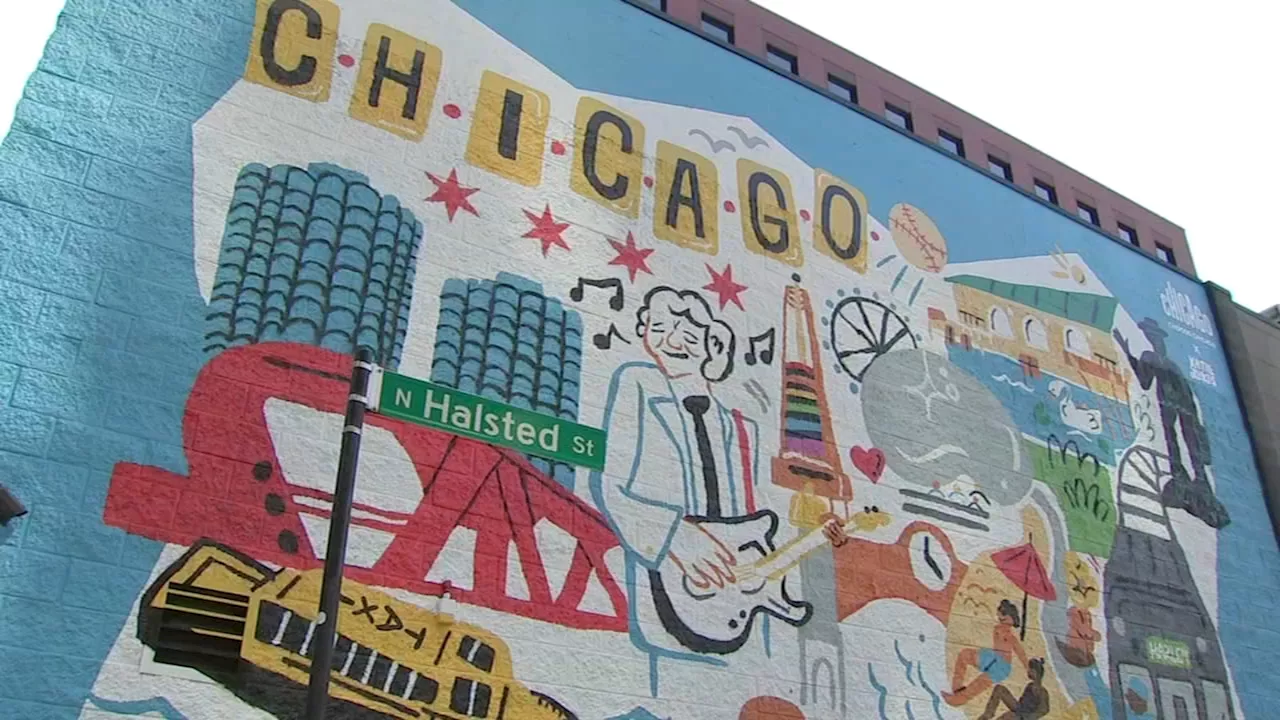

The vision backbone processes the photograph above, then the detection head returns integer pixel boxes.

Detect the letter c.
[582,110,634,201]
[261,0,323,87]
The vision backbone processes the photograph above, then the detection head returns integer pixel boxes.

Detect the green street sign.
[371,370,608,471]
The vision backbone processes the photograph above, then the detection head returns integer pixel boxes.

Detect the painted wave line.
[868,664,890,720]
[896,444,970,464]
[991,373,1035,393]
[894,639,916,686]
[917,662,946,720]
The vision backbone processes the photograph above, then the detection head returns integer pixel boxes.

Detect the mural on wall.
[0,0,1266,718]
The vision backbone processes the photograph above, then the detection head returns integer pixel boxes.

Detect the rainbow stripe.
[783,362,829,456]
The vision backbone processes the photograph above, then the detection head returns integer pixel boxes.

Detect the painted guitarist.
[590,287,810,690]
[589,287,883,692]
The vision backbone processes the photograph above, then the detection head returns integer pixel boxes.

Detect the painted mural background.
[0,0,1277,719]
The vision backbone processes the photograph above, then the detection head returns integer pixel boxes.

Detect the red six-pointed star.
[703,263,749,311]
[522,205,571,256]
[608,232,655,283]
[424,169,479,221]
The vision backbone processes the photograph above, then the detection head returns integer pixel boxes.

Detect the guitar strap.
[732,408,756,513]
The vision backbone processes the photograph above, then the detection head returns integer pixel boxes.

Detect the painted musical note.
[593,324,631,350]
[744,328,777,366]
[570,277,624,312]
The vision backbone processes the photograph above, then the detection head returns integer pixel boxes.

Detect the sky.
[1,0,1277,311]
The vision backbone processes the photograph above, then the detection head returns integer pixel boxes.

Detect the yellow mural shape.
[652,141,718,254]
[813,169,869,274]
[244,0,339,102]
[738,159,801,267]
[348,24,443,141]
[572,97,645,218]
[466,71,551,187]
[944,508,1071,720]
[142,541,575,720]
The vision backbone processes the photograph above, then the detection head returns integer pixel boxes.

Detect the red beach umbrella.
[992,536,1057,640]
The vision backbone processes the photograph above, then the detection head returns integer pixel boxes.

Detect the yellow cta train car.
[138,540,577,720]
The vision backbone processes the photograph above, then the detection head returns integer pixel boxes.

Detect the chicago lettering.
[243,0,867,270]
[1161,282,1215,338]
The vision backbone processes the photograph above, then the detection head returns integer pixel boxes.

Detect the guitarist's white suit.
[590,362,764,659]
[588,287,811,696]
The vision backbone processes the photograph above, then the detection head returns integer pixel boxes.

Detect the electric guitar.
[649,507,890,654]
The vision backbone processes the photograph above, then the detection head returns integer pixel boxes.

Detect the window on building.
[827,74,857,104]
[1077,202,1100,226]
[1024,317,1048,350]
[766,45,798,74]
[884,103,913,132]
[959,310,986,329]
[1155,242,1177,266]
[637,0,667,10]
[990,307,1013,338]
[701,13,734,44]
[937,129,965,158]
[1064,326,1091,357]
[988,155,1013,181]
[1117,223,1139,246]
[1034,179,1058,205]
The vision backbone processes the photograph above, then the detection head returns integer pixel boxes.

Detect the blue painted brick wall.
[0,0,248,715]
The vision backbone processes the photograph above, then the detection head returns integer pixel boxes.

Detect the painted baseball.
[889,202,949,273]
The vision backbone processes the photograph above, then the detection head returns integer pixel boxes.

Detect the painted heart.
[850,446,886,483]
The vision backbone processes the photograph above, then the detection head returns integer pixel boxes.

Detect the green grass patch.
[1026,438,1117,558]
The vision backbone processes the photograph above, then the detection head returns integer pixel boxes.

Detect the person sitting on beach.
[977,657,1051,720]
[943,599,1030,707]
[1059,551,1102,668]
[1062,601,1101,668]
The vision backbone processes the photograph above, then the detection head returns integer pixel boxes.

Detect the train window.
[1202,681,1230,720]
[458,635,496,672]
[1118,664,1156,718]
[407,673,440,704]
[1158,678,1200,720]
[450,678,493,717]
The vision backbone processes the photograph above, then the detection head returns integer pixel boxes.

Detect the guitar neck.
[753,518,852,579]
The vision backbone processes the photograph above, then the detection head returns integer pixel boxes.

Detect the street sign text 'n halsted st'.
[371,369,608,471]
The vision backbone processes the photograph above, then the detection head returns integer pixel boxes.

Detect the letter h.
[370,36,425,120]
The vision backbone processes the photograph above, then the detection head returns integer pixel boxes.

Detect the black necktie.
[682,395,721,518]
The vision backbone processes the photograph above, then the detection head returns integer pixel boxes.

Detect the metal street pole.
[304,347,375,720]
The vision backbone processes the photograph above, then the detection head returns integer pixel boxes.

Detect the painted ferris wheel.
[826,294,918,381]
